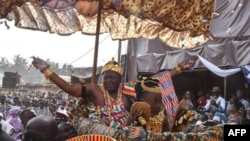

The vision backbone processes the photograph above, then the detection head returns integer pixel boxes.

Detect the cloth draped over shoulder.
[86,85,128,129]
[152,71,179,131]
[123,71,179,131]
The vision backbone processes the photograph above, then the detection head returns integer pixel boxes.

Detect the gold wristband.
[43,68,53,79]
[174,66,182,74]
[138,116,147,125]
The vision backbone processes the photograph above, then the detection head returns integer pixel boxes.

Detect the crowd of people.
[0,56,249,141]
[0,90,78,141]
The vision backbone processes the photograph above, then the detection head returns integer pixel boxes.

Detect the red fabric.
[197,96,207,106]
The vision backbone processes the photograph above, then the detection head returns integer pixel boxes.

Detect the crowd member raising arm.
[31,57,195,133]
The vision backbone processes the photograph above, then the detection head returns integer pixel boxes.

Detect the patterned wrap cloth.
[87,100,127,129]
[0,0,214,49]
[77,84,129,130]
[152,71,179,131]
[6,106,23,138]
[71,71,224,140]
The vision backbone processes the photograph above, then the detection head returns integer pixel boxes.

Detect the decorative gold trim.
[174,66,182,74]
[101,57,123,75]
[141,79,161,93]
[138,116,147,125]
[43,68,54,79]
[146,111,164,133]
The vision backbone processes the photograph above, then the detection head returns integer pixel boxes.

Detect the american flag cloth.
[152,71,179,119]
[240,65,250,85]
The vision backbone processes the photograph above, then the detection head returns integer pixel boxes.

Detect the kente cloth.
[123,124,224,141]
[87,104,127,129]
[122,81,137,97]
[152,71,179,130]
[87,85,128,129]
[152,71,179,117]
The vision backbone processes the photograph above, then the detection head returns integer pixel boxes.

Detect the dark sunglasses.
[23,132,56,141]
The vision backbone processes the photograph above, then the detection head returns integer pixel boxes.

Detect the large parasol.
[0,0,215,82]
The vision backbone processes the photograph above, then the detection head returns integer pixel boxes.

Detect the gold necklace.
[146,111,164,133]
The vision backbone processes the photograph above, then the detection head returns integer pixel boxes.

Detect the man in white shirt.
[204,86,226,113]
[236,90,249,110]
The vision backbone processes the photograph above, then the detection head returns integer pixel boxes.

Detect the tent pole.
[118,40,122,64]
[91,0,102,84]
[224,77,227,99]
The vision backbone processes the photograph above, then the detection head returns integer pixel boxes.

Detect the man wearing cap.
[31,57,195,131]
[204,86,226,113]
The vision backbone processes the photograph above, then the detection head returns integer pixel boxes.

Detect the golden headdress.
[140,77,161,94]
[101,57,123,76]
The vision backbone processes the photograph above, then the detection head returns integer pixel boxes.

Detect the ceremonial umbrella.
[0,0,215,83]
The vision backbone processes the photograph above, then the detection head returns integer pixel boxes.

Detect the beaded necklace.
[146,111,164,133]
[103,84,124,128]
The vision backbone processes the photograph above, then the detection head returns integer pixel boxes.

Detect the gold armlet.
[43,68,54,80]
[174,66,182,74]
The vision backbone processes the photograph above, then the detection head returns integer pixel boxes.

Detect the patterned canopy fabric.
[0,0,215,49]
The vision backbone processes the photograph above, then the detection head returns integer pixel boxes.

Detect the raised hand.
[132,110,145,125]
[178,59,196,70]
[31,56,50,72]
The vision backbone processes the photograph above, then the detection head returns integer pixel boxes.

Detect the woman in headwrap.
[6,106,23,138]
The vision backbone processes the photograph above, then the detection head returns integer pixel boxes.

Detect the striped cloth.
[153,71,179,118]
[122,81,137,97]
[153,71,179,130]
[67,134,116,141]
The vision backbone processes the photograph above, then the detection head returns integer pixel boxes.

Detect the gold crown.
[101,57,123,75]
[141,79,161,94]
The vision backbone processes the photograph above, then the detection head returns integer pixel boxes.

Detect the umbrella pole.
[224,76,227,99]
[118,40,122,64]
[91,0,102,84]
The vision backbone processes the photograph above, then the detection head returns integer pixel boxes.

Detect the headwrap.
[6,106,23,138]
[101,57,123,76]
[140,78,161,94]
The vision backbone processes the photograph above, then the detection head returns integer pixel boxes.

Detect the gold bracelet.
[174,66,182,74]
[43,68,54,79]
[138,116,147,125]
